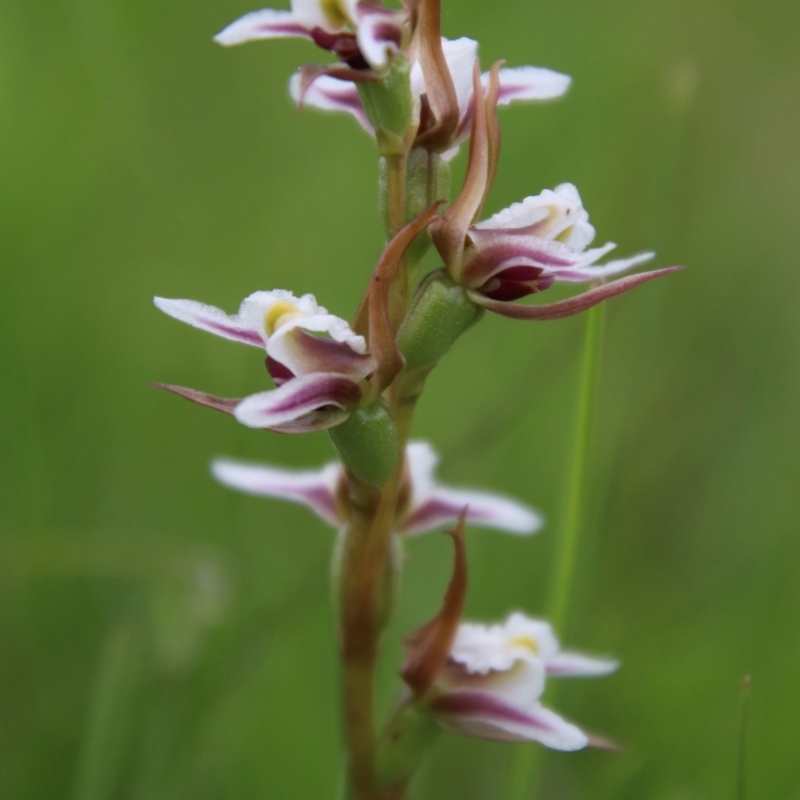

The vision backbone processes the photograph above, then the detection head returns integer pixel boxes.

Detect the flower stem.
[548,302,604,631]
[505,303,605,800]
[383,153,410,332]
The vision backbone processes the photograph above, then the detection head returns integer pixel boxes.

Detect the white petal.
[211,457,343,526]
[441,37,480,117]
[405,440,440,503]
[449,615,557,674]
[289,73,374,135]
[475,184,596,251]
[555,250,656,282]
[153,297,265,347]
[355,6,403,69]
[399,441,541,536]
[213,9,316,47]
[547,651,620,678]
[234,372,361,430]
[402,486,542,536]
[492,66,572,105]
[471,702,588,750]
[433,694,588,751]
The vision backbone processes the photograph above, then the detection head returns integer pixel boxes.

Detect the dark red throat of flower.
[266,357,295,386]
[310,28,370,70]
[478,266,556,302]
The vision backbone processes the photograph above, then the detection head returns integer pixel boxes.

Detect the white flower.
[153,290,372,432]
[211,441,542,536]
[214,0,405,70]
[427,612,618,750]
[292,37,571,159]
[464,183,656,301]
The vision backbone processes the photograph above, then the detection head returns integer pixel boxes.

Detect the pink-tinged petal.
[233,372,361,431]
[553,251,655,282]
[354,4,403,68]
[547,651,620,678]
[432,693,588,751]
[269,328,375,380]
[153,297,264,347]
[492,66,572,104]
[469,266,685,321]
[289,72,374,134]
[151,383,241,416]
[213,9,314,47]
[401,487,542,536]
[211,458,343,526]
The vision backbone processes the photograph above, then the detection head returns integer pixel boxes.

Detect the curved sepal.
[468,266,684,321]
[402,511,468,697]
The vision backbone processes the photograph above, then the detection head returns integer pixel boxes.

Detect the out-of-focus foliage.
[1,0,799,798]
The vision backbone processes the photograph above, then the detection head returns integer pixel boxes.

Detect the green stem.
[505,303,605,800]
[548,302,605,631]
[736,676,752,800]
[384,153,410,333]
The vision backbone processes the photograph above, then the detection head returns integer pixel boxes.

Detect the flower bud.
[328,399,400,485]
[396,269,483,372]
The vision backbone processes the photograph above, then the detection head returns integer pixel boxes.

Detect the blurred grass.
[1,0,800,798]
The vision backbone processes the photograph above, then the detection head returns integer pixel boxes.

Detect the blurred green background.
[2,0,799,798]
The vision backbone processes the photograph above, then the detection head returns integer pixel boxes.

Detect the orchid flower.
[426,612,618,750]
[211,440,542,535]
[399,519,617,752]
[292,36,570,158]
[214,0,407,71]
[428,63,683,322]
[153,289,374,433]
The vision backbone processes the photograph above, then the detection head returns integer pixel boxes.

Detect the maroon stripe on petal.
[203,320,264,346]
[432,692,557,732]
[265,375,361,415]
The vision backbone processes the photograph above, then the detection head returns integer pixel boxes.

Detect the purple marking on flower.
[432,692,557,732]
[205,320,264,346]
[469,266,685,321]
[479,268,555,302]
[311,28,369,69]
[371,21,402,46]
[266,356,295,385]
[256,376,360,417]
[253,22,311,37]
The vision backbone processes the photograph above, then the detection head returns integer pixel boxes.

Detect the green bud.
[328,400,399,486]
[397,269,484,373]
[357,58,413,153]
[377,701,440,791]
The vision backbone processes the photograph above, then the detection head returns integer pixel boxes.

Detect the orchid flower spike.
[429,65,683,322]
[292,36,570,158]
[211,440,542,535]
[214,0,407,72]
[418,612,619,750]
[153,289,375,433]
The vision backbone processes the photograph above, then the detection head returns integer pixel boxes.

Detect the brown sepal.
[353,202,444,390]
[401,509,468,697]
[483,61,504,220]
[151,383,241,415]
[468,266,685,321]
[429,62,492,277]
[410,0,459,150]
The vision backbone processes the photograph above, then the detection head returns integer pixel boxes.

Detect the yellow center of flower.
[265,301,303,336]
[508,635,540,655]
[320,0,350,28]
